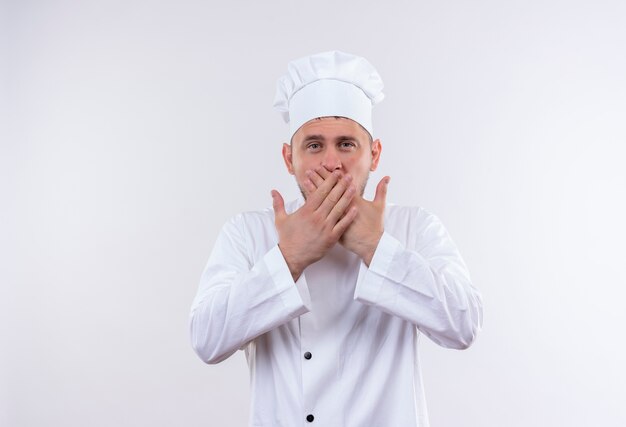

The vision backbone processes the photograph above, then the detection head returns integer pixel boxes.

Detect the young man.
[190,50,483,427]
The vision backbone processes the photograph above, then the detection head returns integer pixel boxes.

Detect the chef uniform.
[190,51,484,427]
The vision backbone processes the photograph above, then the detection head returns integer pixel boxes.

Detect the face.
[282,116,382,198]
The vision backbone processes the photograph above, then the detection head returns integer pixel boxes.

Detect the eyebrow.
[302,135,359,143]
[302,134,324,143]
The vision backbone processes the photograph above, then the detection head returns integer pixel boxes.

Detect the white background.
[2,0,626,426]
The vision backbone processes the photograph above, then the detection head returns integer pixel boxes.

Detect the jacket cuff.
[264,244,312,313]
[354,231,406,305]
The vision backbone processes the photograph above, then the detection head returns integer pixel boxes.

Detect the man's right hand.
[271,170,357,281]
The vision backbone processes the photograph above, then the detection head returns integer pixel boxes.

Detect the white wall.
[2,0,625,426]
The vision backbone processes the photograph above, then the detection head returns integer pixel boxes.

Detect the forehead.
[293,116,368,142]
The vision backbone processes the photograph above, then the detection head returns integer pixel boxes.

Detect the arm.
[354,210,483,350]
[303,168,482,348]
[191,172,357,364]
[189,214,311,364]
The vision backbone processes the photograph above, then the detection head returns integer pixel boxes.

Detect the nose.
[321,148,342,172]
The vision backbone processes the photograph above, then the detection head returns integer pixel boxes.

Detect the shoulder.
[218,200,303,261]
[386,202,440,224]
[212,206,277,264]
[225,197,302,230]
[222,206,275,237]
[384,202,448,247]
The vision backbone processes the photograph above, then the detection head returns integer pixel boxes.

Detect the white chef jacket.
[190,197,483,427]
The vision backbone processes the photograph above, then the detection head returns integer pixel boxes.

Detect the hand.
[272,170,358,281]
[303,167,390,266]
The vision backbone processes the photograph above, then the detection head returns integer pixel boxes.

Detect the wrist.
[360,231,383,267]
[278,243,305,281]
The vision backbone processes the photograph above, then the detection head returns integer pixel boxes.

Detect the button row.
[304,352,313,421]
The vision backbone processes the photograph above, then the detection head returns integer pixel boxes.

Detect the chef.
[190,50,483,427]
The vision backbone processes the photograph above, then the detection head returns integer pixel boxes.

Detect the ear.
[282,143,295,175]
[369,139,382,171]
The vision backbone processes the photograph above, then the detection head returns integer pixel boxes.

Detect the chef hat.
[273,50,384,141]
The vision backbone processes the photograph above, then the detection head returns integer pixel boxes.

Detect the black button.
[306,414,314,422]
[304,351,312,360]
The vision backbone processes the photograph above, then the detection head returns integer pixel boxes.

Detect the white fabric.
[273,50,385,140]
[190,197,483,427]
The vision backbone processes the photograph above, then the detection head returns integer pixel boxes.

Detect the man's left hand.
[303,167,390,266]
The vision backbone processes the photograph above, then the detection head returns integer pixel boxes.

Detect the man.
[190,50,483,427]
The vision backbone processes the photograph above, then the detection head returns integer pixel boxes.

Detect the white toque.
[273,50,384,141]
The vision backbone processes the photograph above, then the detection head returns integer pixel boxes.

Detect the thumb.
[271,189,286,220]
[373,176,390,205]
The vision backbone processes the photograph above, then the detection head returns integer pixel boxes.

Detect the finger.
[306,169,324,188]
[271,190,286,221]
[373,176,390,205]
[318,173,352,217]
[326,182,356,224]
[306,170,341,210]
[332,205,358,237]
[301,178,316,198]
[314,165,334,180]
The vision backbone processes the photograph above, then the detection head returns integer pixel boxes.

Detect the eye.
[339,141,356,149]
[307,143,322,151]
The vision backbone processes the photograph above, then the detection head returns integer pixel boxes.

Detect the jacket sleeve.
[189,214,311,364]
[353,209,483,350]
